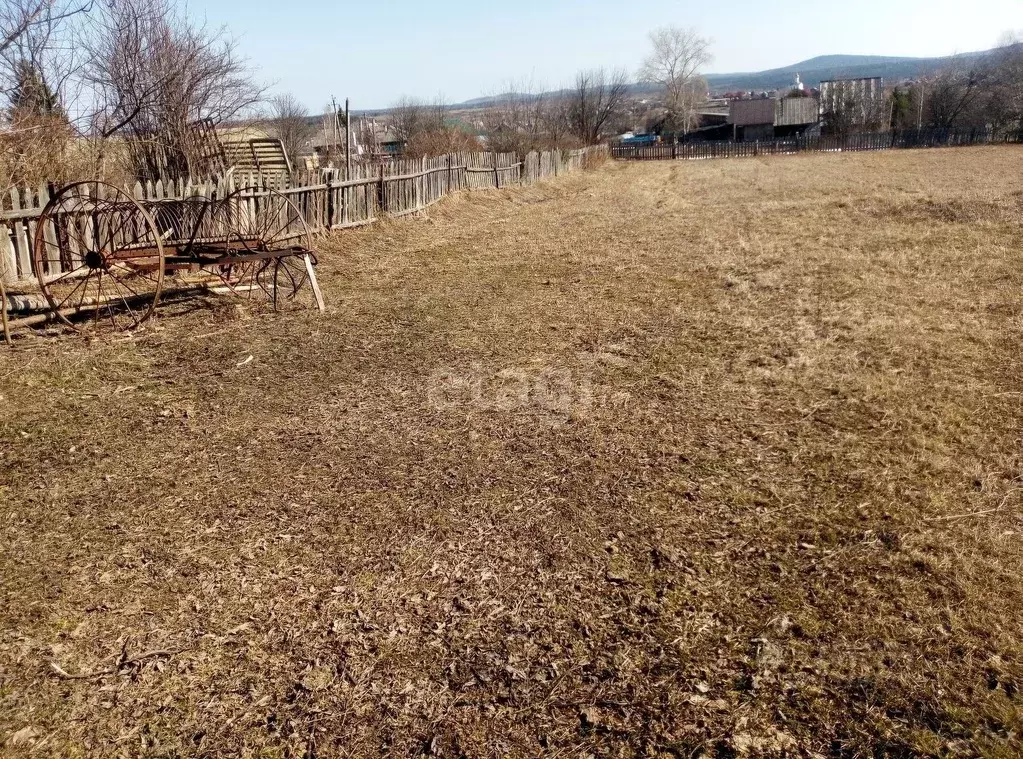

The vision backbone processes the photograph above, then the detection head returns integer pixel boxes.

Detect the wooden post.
[304,254,326,312]
[377,163,386,215]
[417,156,424,209]
[447,154,452,193]
[492,152,500,189]
[0,217,13,285]
[326,173,336,228]
[0,273,9,345]
[8,188,31,279]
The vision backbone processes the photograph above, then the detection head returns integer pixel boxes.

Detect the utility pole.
[345,98,352,178]
[330,96,340,157]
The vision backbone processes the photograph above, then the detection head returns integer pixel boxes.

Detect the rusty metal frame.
[32,182,324,331]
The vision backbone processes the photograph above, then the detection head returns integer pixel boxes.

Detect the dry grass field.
[2,147,1023,758]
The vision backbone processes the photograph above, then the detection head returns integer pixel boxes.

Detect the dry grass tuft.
[2,147,1023,757]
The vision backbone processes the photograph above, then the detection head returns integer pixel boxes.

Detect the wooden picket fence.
[611,128,1023,162]
[1,146,608,285]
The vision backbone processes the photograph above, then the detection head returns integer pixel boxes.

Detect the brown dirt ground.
[2,147,1023,758]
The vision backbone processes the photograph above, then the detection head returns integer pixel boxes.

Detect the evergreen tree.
[9,59,62,119]
[890,87,913,130]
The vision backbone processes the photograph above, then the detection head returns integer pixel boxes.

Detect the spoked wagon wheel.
[223,187,324,312]
[33,181,165,331]
[211,260,260,296]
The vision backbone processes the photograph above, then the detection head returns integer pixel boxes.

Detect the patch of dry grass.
[2,147,1023,757]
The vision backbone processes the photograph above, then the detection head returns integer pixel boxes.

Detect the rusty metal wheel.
[33,181,165,331]
[224,186,312,255]
[210,260,262,299]
[267,253,322,312]
[223,187,322,311]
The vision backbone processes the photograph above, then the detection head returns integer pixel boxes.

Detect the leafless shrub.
[389,96,482,158]
[483,83,585,154]
[0,113,97,197]
[484,81,555,154]
[405,128,481,158]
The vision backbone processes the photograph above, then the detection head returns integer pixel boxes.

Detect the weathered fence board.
[1,146,607,285]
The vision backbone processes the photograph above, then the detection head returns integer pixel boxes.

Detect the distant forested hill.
[704,52,988,92]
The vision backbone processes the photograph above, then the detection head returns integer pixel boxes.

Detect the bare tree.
[569,67,629,145]
[822,89,888,136]
[0,0,87,65]
[486,83,577,150]
[0,0,47,57]
[267,93,313,165]
[1,0,88,110]
[483,80,556,153]
[907,35,1023,134]
[980,36,1023,135]
[923,62,985,129]
[83,0,264,179]
[389,95,445,146]
[638,26,712,135]
[0,0,91,190]
[539,95,573,147]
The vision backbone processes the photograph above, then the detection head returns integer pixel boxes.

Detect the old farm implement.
[31,181,324,331]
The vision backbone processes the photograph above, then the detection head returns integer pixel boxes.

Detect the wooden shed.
[728,99,778,128]
[728,97,821,141]
[777,98,820,127]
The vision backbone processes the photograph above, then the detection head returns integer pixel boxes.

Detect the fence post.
[447,154,452,193]
[492,152,500,189]
[0,220,13,285]
[326,173,335,228]
[417,156,424,209]
[377,164,386,215]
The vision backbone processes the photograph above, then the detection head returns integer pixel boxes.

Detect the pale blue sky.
[196,0,1021,110]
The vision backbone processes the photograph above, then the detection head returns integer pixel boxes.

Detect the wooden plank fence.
[1,146,607,285]
[611,128,1023,162]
